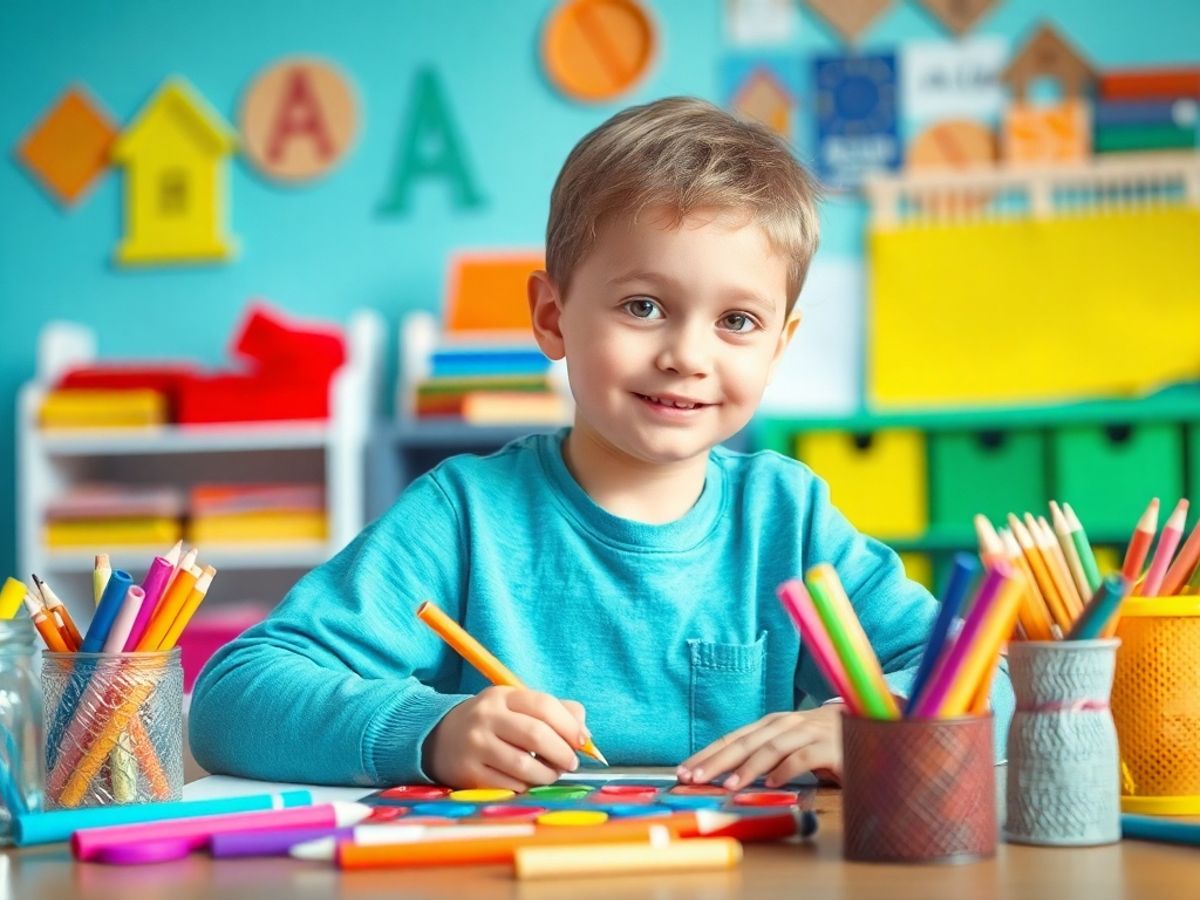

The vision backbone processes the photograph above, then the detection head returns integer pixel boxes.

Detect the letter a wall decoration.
[379,67,484,214]
[240,57,359,182]
[112,77,238,266]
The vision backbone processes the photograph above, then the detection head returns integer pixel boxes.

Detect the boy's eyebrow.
[606,270,778,315]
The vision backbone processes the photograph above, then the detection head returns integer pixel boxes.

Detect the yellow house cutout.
[113,78,238,265]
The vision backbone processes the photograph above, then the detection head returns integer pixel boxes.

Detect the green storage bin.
[1051,422,1184,535]
[1187,422,1200,533]
[929,429,1047,531]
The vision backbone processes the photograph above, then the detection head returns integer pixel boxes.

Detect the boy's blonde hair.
[546,96,820,316]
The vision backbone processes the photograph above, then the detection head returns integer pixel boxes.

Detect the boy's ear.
[767,311,802,382]
[528,270,566,361]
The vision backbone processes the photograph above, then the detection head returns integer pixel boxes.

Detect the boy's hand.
[424,686,589,790]
[676,704,845,790]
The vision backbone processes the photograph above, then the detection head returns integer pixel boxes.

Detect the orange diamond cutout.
[16,86,117,205]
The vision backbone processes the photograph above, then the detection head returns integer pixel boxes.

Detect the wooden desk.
[4,783,1195,899]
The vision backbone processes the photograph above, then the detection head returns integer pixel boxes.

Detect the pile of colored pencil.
[777,562,1015,720]
[9,540,217,808]
[975,497,1198,643]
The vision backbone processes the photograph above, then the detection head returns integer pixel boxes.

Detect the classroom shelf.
[37,422,331,456]
[41,542,336,573]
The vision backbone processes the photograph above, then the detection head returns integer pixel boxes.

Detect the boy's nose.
[654,325,711,377]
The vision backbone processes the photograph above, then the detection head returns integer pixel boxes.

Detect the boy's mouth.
[634,393,710,411]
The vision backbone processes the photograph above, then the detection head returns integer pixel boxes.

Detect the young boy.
[190,97,1014,790]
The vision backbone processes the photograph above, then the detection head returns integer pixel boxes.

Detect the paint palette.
[360,777,816,826]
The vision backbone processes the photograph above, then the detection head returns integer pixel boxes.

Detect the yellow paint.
[536,809,609,826]
[448,788,516,803]
[870,208,1200,406]
[112,78,238,265]
[795,429,927,539]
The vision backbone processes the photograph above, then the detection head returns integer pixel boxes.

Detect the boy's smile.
[530,205,798,521]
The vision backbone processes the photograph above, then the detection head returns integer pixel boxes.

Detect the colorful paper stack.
[414,342,567,424]
[1095,66,1200,153]
[974,495,1199,642]
[776,562,1017,720]
[44,484,183,548]
[10,541,216,807]
[38,389,167,429]
[187,483,326,544]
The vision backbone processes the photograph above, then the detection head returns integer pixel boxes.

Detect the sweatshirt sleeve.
[794,471,1014,756]
[188,471,474,786]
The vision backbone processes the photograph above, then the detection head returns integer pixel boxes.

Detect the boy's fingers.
[686,717,799,784]
[476,764,533,793]
[561,699,587,727]
[679,712,792,778]
[487,740,562,786]
[507,690,588,748]
[494,714,579,773]
[765,746,836,788]
[727,729,823,791]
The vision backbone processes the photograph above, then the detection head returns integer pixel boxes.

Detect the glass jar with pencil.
[0,578,45,842]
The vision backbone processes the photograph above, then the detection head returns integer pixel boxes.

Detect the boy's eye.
[623,298,663,319]
[720,313,757,333]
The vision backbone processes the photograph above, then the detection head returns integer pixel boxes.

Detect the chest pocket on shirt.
[687,632,767,755]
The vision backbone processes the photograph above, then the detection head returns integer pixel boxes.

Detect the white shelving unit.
[16,310,384,624]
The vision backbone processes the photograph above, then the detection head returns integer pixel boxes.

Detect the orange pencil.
[1050,501,1091,600]
[1034,515,1083,618]
[1122,498,1160,585]
[995,526,1055,641]
[1160,511,1200,596]
[1008,515,1071,631]
[23,593,69,652]
[134,566,198,651]
[32,574,82,651]
[1140,499,1188,597]
[416,600,608,765]
[158,565,214,650]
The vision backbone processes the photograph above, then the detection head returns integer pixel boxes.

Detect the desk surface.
[4,783,1195,900]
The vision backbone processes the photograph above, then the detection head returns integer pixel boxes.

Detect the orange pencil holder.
[1112,598,1200,815]
[40,650,183,810]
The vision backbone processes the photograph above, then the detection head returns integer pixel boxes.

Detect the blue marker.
[80,569,133,652]
[906,554,978,715]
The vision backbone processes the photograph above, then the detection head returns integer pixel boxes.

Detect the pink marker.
[73,801,372,862]
[101,586,146,653]
[123,556,173,651]
[1140,499,1189,597]
[776,580,861,715]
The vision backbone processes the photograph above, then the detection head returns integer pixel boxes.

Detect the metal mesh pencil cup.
[842,714,996,864]
[41,649,183,810]
[1004,639,1120,846]
[1112,598,1200,815]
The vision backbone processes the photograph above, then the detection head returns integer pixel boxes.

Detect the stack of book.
[187,484,327,544]
[39,389,168,428]
[44,484,183,547]
[1095,66,1200,153]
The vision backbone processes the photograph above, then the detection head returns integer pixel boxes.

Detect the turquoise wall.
[2,0,1198,576]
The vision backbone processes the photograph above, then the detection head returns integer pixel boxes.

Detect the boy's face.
[531,206,798,468]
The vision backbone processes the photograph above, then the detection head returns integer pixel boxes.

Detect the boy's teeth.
[647,395,697,409]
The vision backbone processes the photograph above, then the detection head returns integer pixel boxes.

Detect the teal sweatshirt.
[189,430,1013,785]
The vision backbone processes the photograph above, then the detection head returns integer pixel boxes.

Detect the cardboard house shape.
[732,68,794,139]
[112,78,238,265]
[1001,23,1096,102]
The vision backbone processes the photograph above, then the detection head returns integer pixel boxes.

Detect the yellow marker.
[448,788,515,803]
[536,810,609,827]
[515,836,741,881]
[0,577,28,619]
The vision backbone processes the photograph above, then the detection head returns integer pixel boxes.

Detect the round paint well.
[412,802,475,818]
[536,809,609,826]
[448,788,516,803]
[526,785,592,800]
[598,784,659,798]
[733,790,799,807]
[379,785,450,801]
[670,783,730,796]
[478,804,546,820]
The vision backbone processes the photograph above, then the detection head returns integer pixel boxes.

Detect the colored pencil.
[937,572,1022,719]
[80,570,134,652]
[1139,499,1188,597]
[1008,515,1071,631]
[93,553,111,606]
[1122,498,1160,584]
[32,574,82,650]
[974,515,1006,565]
[1187,560,1200,594]
[158,565,213,650]
[909,565,1014,718]
[994,525,1055,641]
[1062,503,1102,593]
[1066,574,1131,640]
[905,554,976,715]
[1159,514,1200,596]
[100,585,146,653]
[123,556,173,651]
[1121,813,1200,846]
[23,592,70,652]
[776,580,861,714]
[515,837,742,880]
[1029,514,1082,618]
[1050,501,1091,599]
[804,565,900,720]
[416,600,609,764]
[134,565,198,652]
